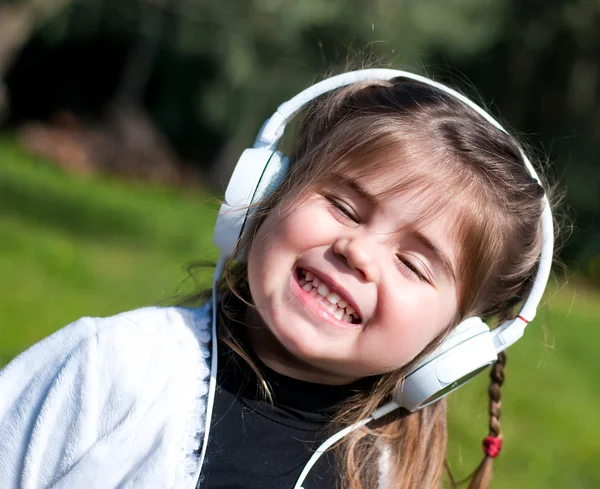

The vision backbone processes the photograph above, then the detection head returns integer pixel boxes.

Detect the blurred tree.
[0,0,72,120]
[154,0,508,187]
[1,0,599,269]
[431,0,600,266]
[0,0,72,76]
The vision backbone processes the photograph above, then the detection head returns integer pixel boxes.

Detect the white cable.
[195,256,225,482]
[196,255,379,489]
[197,255,376,489]
[293,417,373,489]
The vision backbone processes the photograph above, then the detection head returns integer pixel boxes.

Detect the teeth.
[298,269,360,323]
[326,292,340,304]
[317,283,329,296]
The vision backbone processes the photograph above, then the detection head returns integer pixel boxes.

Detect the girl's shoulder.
[90,303,213,384]
[90,303,213,367]
[1,303,213,395]
[93,302,213,347]
[0,304,213,489]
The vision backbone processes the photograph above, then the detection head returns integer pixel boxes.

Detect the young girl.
[0,69,554,489]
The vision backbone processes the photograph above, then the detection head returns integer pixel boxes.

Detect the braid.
[488,351,506,438]
[467,351,507,489]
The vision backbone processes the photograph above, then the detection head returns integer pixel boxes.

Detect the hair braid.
[467,351,507,489]
[488,351,506,437]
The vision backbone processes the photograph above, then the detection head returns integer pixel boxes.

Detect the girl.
[0,69,554,489]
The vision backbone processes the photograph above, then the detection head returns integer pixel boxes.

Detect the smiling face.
[245,171,462,385]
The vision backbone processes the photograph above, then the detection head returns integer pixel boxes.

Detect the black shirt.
[199,341,371,489]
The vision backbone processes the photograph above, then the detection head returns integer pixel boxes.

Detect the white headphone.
[199,69,554,488]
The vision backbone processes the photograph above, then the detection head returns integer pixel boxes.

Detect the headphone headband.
[252,69,553,352]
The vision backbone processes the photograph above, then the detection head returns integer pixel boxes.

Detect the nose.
[333,236,380,283]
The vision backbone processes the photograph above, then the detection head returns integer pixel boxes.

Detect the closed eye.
[326,196,359,223]
[396,255,431,284]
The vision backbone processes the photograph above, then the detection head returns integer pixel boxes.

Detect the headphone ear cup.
[393,317,497,411]
[251,150,290,205]
[213,148,290,260]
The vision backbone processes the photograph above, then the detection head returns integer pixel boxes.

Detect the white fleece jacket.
[0,305,212,489]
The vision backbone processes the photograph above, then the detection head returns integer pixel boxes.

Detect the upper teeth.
[299,269,358,322]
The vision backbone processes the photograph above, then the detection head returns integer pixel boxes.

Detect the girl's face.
[246,173,461,385]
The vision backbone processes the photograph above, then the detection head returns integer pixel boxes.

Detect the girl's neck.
[218,334,375,416]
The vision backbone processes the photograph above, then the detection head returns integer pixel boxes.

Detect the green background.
[2,137,598,488]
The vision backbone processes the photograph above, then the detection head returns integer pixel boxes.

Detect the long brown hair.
[194,76,554,489]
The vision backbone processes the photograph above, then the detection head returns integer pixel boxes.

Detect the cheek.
[247,218,280,303]
[247,206,324,297]
[257,203,333,254]
[375,285,457,365]
[276,205,333,247]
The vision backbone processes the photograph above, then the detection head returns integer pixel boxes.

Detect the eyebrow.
[337,177,379,205]
[413,231,456,283]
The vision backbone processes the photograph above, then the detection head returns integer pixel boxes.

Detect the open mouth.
[296,267,362,325]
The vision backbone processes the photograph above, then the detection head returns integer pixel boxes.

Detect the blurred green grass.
[0,135,219,365]
[1,136,598,488]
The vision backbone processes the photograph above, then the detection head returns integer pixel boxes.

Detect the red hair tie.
[483,436,503,458]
